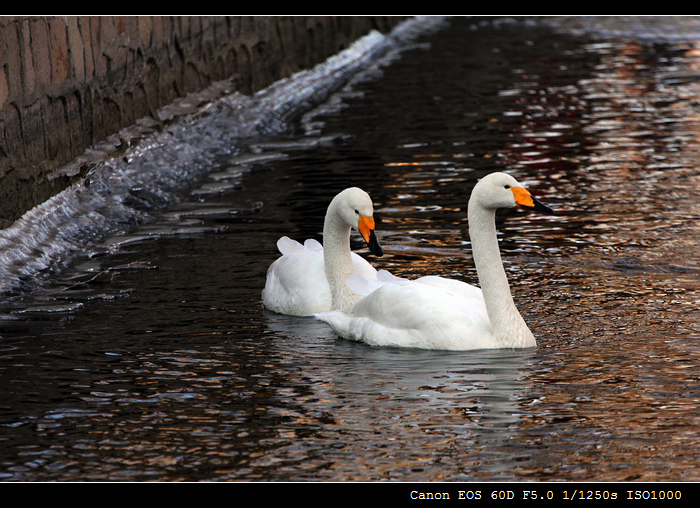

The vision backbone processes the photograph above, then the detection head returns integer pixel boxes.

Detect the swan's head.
[472,172,553,214]
[332,187,384,257]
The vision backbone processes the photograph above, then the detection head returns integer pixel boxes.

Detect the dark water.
[0,17,699,482]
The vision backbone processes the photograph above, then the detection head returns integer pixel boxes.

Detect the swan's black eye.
[354,209,360,214]
[504,185,510,189]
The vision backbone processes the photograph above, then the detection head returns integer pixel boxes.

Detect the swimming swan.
[262,187,384,316]
[314,172,553,350]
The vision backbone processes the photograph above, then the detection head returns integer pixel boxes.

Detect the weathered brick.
[0,15,406,227]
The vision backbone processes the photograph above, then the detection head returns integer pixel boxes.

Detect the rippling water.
[0,17,698,482]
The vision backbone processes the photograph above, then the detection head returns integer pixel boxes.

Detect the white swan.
[314,172,553,350]
[262,187,384,316]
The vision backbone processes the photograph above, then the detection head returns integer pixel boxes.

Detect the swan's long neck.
[467,201,536,347]
[323,204,359,309]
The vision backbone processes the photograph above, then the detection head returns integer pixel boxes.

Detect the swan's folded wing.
[304,238,323,251]
[345,273,386,297]
[317,279,492,350]
[350,252,379,280]
[263,242,331,315]
[377,269,409,284]
[276,236,304,255]
[414,275,484,302]
[277,236,325,255]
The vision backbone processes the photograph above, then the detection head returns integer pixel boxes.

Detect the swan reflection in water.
[264,310,537,459]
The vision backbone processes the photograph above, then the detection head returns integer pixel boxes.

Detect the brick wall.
[0,16,405,227]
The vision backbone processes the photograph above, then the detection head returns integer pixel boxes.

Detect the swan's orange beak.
[512,187,553,214]
[358,215,383,257]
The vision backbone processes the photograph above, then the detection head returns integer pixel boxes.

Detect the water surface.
[0,17,698,482]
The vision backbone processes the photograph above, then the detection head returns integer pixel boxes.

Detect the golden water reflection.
[364,34,700,481]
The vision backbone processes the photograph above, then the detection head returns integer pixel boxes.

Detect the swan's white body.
[262,187,383,316]
[315,172,553,350]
